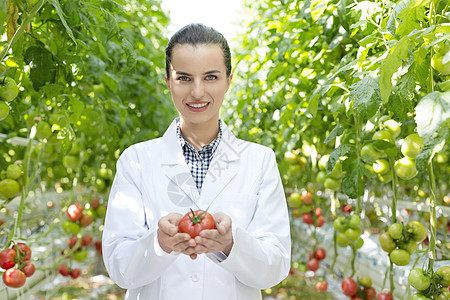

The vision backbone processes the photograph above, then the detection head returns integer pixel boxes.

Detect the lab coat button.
[191,273,200,282]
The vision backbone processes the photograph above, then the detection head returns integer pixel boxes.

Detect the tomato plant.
[178,209,216,238]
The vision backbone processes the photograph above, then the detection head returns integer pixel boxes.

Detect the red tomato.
[316,215,325,227]
[70,268,81,279]
[342,277,358,297]
[178,209,216,238]
[307,258,320,272]
[94,240,102,255]
[316,280,328,292]
[90,197,100,209]
[302,213,314,225]
[12,243,31,261]
[79,213,93,227]
[3,268,26,288]
[315,207,322,217]
[67,236,78,248]
[22,261,35,277]
[67,203,84,221]
[377,293,394,300]
[0,248,17,269]
[301,191,313,205]
[363,287,377,299]
[58,265,70,277]
[81,234,93,247]
[315,247,326,260]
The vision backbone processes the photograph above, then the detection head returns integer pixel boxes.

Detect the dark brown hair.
[165,23,232,79]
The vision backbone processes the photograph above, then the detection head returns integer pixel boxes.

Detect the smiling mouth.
[187,102,209,108]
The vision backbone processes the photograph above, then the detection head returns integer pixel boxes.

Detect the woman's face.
[165,44,232,126]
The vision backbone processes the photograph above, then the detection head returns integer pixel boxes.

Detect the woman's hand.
[194,212,234,255]
[157,213,198,259]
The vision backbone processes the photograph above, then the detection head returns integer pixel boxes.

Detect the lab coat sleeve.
[102,146,178,290]
[218,148,291,289]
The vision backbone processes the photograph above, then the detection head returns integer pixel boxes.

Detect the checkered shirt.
[176,120,222,192]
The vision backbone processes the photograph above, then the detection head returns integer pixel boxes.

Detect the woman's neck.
[179,117,220,151]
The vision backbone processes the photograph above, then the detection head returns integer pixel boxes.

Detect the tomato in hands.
[178,209,216,238]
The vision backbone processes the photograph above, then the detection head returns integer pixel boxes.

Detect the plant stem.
[388,157,398,295]
[354,114,362,215]
[5,132,34,247]
[427,162,437,272]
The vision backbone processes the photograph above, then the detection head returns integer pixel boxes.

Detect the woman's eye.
[205,75,217,80]
[178,76,190,81]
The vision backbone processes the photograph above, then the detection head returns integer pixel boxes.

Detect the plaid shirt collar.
[176,119,222,157]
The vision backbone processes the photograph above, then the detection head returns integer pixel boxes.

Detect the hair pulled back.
[165,23,232,79]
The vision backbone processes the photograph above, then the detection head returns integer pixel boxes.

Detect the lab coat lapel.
[198,121,241,209]
[161,119,200,207]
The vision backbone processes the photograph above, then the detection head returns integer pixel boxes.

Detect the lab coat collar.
[161,118,241,208]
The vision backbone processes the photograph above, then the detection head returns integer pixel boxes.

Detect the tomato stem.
[388,157,398,295]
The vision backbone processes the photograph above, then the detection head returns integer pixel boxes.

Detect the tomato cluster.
[334,214,364,249]
[379,221,427,266]
[0,76,19,121]
[288,191,325,227]
[0,163,23,200]
[316,154,343,190]
[306,247,326,272]
[341,276,383,300]
[408,266,450,300]
[0,242,35,288]
[58,264,81,279]
[62,199,105,235]
[63,234,93,263]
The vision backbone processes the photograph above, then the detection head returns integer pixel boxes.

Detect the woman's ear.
[226,73,233,91]
[165,75,170,89]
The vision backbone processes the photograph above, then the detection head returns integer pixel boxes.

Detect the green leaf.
[48,0,77,45]
[396,0,427,36]
[24,46,56,90]
[57,127,75,157]
[122,38,136,72]
[379,36,412,101]
[415,91,450,139]
[349,76,383,119]
[342,158,366,199]
[0,0,7,36]
[324,123,344,144]
[370,140,398,157]
[310,0,332,21]
[326,144,352,174]
[68,97,84,125]
[308,94,319,117]
[415,124,448,172]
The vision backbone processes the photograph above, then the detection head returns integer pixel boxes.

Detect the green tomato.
[36,121,52,140]
[6,164,22,180]
[378,171,392,183]
[0,101,9,121]
[329,161,343,179]
[73,250,88,262]
[0,77,19,102]
[394,157,418,180]
[0,179,20,198]
[361,144,384,161]
[318,155,329,170]
[373,159,390,174]
[336,233,351,247]
[348,214,361,229]
[401,134,424,158]
[410,294,432,300]
[408,268,431,291]
[383,119,401,139]
[359,276,372,288]
[316,171,326,184]
[62,220,81,235]
[437,290,450,300]
[407,221,428,242]
[390,249,411,266]
[334,217,347,233]
[388,223,403,240]
[63,155,79,170]
[345,228,361,241]
[288,192,302,208]
[324,177,340,190]
[436,266,450,287]
[373,130,395,145]
[379,232,396,252]
[399,238,417,255]
[432,52,450,75]
[354,236,364,249]
[95,205,107,219]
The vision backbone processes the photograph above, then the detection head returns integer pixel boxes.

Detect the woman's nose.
[191,80,204,99]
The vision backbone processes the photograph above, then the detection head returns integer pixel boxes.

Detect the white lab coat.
[102,118,291,300]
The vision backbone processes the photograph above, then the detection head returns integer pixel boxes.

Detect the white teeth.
[188,102,208,108]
